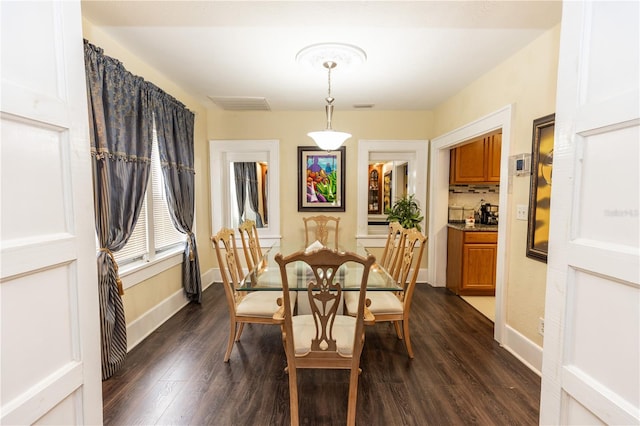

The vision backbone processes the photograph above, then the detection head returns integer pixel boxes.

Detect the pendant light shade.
[307,129,352,151]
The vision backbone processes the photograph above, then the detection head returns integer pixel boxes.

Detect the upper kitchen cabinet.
[486,133,502,182]
[450,132,502,184]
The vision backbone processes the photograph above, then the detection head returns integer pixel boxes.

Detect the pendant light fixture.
[307,60,351,151]
[296,43,366,151]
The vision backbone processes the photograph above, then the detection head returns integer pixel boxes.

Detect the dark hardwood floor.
[103,284,541,425]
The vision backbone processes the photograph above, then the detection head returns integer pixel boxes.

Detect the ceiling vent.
[353,104,375,109]
[208,96,271,111]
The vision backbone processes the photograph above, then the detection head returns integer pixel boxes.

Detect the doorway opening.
[428,104,513,343]
[447,129,502,323]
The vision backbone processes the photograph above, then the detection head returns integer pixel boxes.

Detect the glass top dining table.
[239,240,402,292]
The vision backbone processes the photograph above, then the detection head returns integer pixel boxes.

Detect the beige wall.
[207,110,434,245]
[82,21,216,323]
[433,24,561,345]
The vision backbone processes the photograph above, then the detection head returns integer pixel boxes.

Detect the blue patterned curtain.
[84,40,153,380]
[152,87,202,303]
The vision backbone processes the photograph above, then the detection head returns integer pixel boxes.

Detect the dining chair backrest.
[303,215,340,249]
[274,247,375,426]
[211,228,245,310]
[238,219,263,272]
[395,227,427,309]
[380,221,404,273]
[343,227,426,359]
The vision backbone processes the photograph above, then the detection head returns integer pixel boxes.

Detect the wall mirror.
[210,140,281,244]
[229,161,268,228]
[357,140,428,244]
[367,160,409,226]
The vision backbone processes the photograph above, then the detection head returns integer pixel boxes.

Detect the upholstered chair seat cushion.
[236,291,296,317]
[292,314,356,356]
[344,291,402,316]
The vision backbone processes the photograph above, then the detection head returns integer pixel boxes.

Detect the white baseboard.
[501,324,543,376]
[417,267,429,284]
[126,267,218,351]
[201,267,217,290]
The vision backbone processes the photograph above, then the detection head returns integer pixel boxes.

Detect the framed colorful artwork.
[298,146,346,212]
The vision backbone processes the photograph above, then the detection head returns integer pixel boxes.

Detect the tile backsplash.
[449,184,500,209]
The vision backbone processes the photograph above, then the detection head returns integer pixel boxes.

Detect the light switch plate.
[516,204,528,220]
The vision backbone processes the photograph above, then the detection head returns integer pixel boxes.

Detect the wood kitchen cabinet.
[446,227,497,296]
[486,133,502,182]
[450,133,502,184]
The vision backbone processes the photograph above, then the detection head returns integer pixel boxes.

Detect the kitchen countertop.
[447,223,498,232]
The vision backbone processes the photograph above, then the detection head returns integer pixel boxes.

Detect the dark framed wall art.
[298,146,346,212]
[527,113,555,263]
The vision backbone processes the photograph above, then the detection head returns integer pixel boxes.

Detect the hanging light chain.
[322,61,337,131]
[324,61,336,104]
[327,62,332,98]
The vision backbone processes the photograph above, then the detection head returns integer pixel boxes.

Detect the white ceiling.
[81,1,562,111]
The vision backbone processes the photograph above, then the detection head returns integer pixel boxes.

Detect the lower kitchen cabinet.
[446,227,497,296]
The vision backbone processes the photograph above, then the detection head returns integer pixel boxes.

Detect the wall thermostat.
[512,153,531,176]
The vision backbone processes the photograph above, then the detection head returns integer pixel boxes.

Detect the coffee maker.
[480,202,499,225]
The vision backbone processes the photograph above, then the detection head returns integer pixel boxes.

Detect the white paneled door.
[540,1,639,425]
[1,1,103,424]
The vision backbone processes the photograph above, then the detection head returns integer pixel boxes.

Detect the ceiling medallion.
[295,42,367,71]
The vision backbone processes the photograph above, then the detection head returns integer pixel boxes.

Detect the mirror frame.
[210,140,281,245]
[356,140,428,246]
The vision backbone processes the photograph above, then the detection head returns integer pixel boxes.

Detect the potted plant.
[385,194,424,231]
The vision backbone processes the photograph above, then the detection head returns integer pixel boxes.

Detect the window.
[114,125,185,266]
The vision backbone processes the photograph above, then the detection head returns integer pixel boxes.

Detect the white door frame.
[428,104,513,344]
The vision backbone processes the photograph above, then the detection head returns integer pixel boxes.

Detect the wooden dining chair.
[344,227,427,359]
[212,227,294,362]
[273,247,375,426]
[303,215,340,249]
[379,221,404,278]
[238,219,263,272]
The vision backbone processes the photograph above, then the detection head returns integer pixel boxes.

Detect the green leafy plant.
[385,194,424,231]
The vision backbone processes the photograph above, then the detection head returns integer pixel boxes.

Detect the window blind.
[151,132,184,251]
[113,124,183,266]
